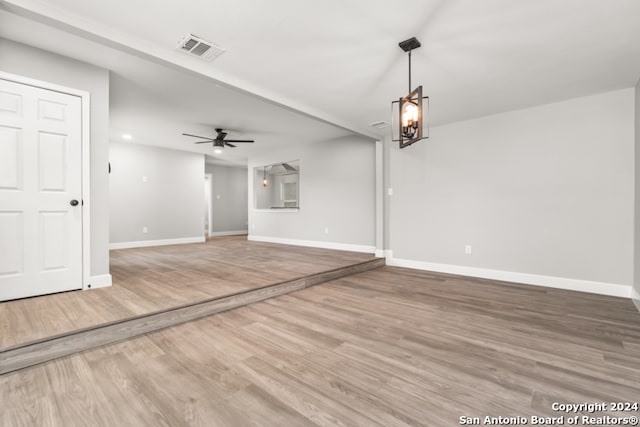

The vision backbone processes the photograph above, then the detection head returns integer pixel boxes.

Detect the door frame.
[0,71,92,291]
[205,173,213,237]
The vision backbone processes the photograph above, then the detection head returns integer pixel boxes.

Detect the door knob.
[70,199,79,206]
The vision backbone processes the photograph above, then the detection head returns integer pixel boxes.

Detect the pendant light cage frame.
[391,37,429,148]
[391,91,429,148]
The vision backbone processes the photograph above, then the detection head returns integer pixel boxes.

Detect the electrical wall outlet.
[387,188,393,196]
[465,245,472,254]
[142,226,148,233]
[324,227,329,234]
[142,175,148,183]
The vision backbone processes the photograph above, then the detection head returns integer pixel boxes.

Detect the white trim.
[253,208,300,213]
[382,249,393,258]
[209,230,248,237]
[0,71,90,97]
[631,288,640,312]
[375,140,383,255]
[375,249,393,258]
[205,173,213,236]
[385,251,631,298]
[81,91,91,291]
[88,274,112,289]
[248,235,375,254]
[0,71,92,291]
[110,236,205,250]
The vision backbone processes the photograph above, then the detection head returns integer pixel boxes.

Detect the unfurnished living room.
[1,0,640,426]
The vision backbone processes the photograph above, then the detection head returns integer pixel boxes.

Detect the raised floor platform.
[0,236,384,374]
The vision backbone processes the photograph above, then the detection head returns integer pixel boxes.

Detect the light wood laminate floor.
[0,236,373,350]
[2,266,639,426]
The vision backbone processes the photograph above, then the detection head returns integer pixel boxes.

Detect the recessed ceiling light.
[122,134,132,140]
[214,148,222,154]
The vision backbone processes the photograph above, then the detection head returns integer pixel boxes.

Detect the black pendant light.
[392,37,429,148]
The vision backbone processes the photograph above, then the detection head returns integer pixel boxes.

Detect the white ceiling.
[110,72,357,165]
[2,0,640,162]
[0,7,358,165]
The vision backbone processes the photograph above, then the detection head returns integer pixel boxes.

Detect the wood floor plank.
[233,356,390,427]
[0,397,61,427]
[0,258,383,374]
[2,265,640,426]
[0,236,376,350]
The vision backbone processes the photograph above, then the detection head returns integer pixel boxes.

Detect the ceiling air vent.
[177,34,225,62]
[370,121,390,129]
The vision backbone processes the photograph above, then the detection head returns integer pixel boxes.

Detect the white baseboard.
[88,274,112,289]
[110,236,206,250]
[209,230,248,237]
[631,288,640,312]
[248,235,375,254]
[385,251,631,298]
[375,249,392,258]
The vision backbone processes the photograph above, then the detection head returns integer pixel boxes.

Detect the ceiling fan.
[182,128,254,148]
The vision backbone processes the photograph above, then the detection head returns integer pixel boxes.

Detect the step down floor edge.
[0,257,385,375]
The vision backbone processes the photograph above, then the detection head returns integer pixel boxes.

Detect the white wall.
[387,88,635,294]
[254,169,276,209]
[205,163,248,234]
[248,136,376,252]
[109,142,204,246]
[0,38,110,276]
[634,79,640,304]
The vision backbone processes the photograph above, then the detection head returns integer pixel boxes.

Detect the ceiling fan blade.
[224,142,237,148]
[193,140,214,144]
[224,139,254,143]
[182,133,213,140]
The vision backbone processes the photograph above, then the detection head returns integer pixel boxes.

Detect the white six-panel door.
[0,79,83,301]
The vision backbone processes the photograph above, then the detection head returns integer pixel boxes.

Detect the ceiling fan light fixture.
[214,148,222,154]
[182,128,255,149]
